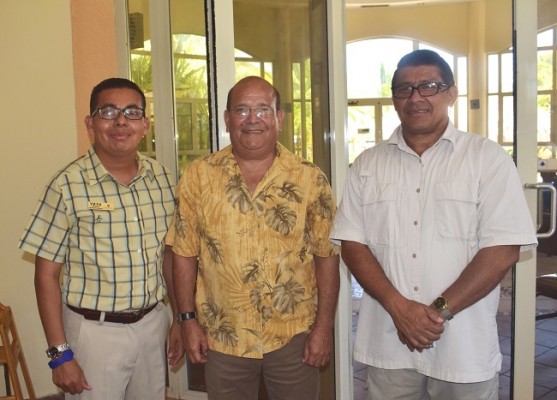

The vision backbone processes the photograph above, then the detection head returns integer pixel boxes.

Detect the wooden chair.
[536,273,557,320]
[0,303,36,400]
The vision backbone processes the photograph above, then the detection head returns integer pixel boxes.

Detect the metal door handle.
[524,183,556,238]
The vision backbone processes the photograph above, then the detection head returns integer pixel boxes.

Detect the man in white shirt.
[330,49,537,400]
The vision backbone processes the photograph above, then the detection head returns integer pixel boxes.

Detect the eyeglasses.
[391,82,451,99]
[92,106,145,120]
[231,106,274,119]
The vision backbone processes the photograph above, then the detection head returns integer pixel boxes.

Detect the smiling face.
[224,77,284,161]
[392,65,457,144]
[85,87,149,162]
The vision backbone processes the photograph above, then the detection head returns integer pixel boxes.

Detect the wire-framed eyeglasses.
[391,82,451,99]
[232,106,275,119]
[92,106,145,120]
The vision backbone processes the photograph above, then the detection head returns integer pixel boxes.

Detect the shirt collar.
[85,147,155,186]
[387,120,457,153]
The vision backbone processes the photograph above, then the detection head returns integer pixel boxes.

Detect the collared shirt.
[330,122,537,383]
[167,143,339,358]
[19,147,175,312]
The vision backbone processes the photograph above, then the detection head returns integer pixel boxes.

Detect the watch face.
[434,297,447,310]
[46,347,60,358]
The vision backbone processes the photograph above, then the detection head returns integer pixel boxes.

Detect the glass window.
[488,27,557,158]
[232,0,331,177]
[346,38,465,161]
[346,38,412,99]
[501,52,514,93]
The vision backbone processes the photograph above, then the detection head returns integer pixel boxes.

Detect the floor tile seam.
[534,360,557,368]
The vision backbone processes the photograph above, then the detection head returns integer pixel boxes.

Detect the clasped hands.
[389,298,445,352]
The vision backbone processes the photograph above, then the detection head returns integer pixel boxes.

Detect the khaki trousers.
[62,303,168,400]
[205,332,319,400]
[366,366,499,400]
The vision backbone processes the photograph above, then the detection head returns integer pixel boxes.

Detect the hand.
[389,298,444,352]
[167,320,185,366]
[52,359,91,394]
[303,326,333,368]
[182,319,209,364]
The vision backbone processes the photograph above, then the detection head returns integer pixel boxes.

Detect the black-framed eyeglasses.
[391,82,451,99]
[232,106,274,119]
[92,106,145,120]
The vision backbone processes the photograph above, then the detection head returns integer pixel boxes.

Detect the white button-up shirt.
[331,122,537,383]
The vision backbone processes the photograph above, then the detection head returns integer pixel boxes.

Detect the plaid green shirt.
[19,147,175,312]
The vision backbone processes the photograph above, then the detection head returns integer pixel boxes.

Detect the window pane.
[382,104,398,141]
[501,53,513,93]
[538,28,554,47]
[233,0,331,177]
[538,50,553,91]
[538,94,552,142]
[488,54,499,93]
[502,95,514,143]
[457,97,468,132]
[170,0,211,173]
[457,56,468,95]
[488,95,499,143]
[347,39,413,99]
[128,1,155,158]
[171,31,211,171]
[347,105,375,164]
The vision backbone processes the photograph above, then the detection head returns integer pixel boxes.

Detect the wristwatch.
[433,296,454,320]
[176,311,197,325]
[46,343,71,359]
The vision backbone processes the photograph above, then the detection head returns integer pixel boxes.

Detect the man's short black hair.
[90,78,146,114]
[392,49,455,88]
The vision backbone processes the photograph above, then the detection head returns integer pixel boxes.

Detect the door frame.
[512,0,539,398]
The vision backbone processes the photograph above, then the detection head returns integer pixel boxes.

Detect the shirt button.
[137,248,142,253]
[413,220,418,226]
[416,188,421,193]
[414,286,419,292]
[134,217,139,222]
[412,253,417,258]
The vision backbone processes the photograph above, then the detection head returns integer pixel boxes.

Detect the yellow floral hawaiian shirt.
[168,143,339,358]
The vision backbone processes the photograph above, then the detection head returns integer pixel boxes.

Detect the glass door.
[346,99,398,164]
[119,0,337,398]
[515,1,557,399]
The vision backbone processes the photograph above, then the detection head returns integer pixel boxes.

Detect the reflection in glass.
[233,0,328,172]
[127,0,155,158]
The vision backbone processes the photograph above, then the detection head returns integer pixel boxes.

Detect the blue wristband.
[48,349,74,369]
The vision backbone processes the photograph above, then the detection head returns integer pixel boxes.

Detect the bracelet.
[48,349,74,369]
[176,311,197,325]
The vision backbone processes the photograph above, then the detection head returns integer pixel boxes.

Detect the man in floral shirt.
[167,76,340,399]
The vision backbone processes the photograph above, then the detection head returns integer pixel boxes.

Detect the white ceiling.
[346,0,470,8]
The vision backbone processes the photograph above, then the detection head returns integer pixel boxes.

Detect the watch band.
[48,349,74,369]
[433,296,454,321]
[176,311,197,325]
[439,308,454,320]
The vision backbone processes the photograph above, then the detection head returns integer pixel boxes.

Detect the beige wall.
[1,1,76,396]
[1,0,117,396]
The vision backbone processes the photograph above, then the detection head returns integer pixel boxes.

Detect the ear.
[84,115,95,137]
[276,109,285,129]
[447,85,458,107]
[224,109,231,133]
[143,115,151,133]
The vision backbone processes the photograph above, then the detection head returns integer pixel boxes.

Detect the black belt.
[67,303,157,324]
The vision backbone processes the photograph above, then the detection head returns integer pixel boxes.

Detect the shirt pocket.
[361,183,398,246]
[74,208,112,249]
[435,181,478,240]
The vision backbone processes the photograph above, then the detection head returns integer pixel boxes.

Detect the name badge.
[88,201,114,211]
